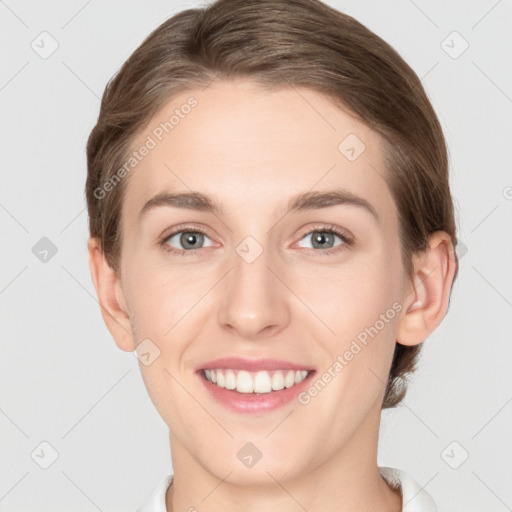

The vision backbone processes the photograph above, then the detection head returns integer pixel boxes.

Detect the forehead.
[122,79,395,224]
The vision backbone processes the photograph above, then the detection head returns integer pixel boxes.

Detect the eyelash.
[158,223,353,257]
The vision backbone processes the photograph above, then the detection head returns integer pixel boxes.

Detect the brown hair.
[86,0,459,408]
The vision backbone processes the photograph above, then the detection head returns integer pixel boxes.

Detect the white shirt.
[136,467,437,511]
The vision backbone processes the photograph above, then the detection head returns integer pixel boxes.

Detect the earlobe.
[396,231,458,346]
[87,237,135,352]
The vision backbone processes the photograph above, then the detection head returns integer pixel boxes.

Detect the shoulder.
[135,474,173,512]
[379,466,438,512]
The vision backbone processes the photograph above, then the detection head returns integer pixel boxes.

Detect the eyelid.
[299,222,352,239]
[160,223,215,242]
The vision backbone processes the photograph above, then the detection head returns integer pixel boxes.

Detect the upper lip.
[197,357,314,372]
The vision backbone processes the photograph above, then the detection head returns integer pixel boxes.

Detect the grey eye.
[165,231,214,250]
[298,230,344,250]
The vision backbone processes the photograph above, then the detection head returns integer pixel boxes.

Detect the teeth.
[254,371,272,393]
[216,370,225,388]
[225,369,237,390]
[203,368,309,394]
[271,371,285,391]
[285,370,295,388]
[237,370,254,393]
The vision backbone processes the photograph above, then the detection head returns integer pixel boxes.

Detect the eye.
[158,224,352,257]
[295,225,352,254]
[160,228,215,255]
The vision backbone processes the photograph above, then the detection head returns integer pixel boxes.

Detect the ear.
[396,231,458,346]
[87,237,135,352]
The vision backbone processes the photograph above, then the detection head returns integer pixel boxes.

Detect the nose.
[217,244,290,341]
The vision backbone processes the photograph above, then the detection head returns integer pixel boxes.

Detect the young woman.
[86,0,459,510]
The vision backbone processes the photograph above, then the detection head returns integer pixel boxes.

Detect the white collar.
[136,466,437,512]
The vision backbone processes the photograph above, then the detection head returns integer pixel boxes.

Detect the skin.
[88,78,457,512]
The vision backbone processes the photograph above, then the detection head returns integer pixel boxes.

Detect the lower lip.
[198,370,315,413]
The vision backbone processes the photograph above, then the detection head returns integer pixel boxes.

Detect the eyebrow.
[138,189,379,223]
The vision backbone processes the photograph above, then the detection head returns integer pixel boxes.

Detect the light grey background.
[1,0,511,510]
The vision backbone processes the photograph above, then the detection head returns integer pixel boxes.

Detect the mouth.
[201,368,311,394]
[195,357,315,412]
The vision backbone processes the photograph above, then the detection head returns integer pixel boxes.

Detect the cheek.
[304,255,400,390]
[123,258,207,335]
[303,279,399,433]
[305,253,399,329]
[124,262,204,427]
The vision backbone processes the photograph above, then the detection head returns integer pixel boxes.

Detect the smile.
[203,368,310,393]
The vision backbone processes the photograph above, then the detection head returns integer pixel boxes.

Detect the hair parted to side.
[86,0,459,409]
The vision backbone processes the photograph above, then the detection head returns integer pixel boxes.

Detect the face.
[114,78,409,484]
